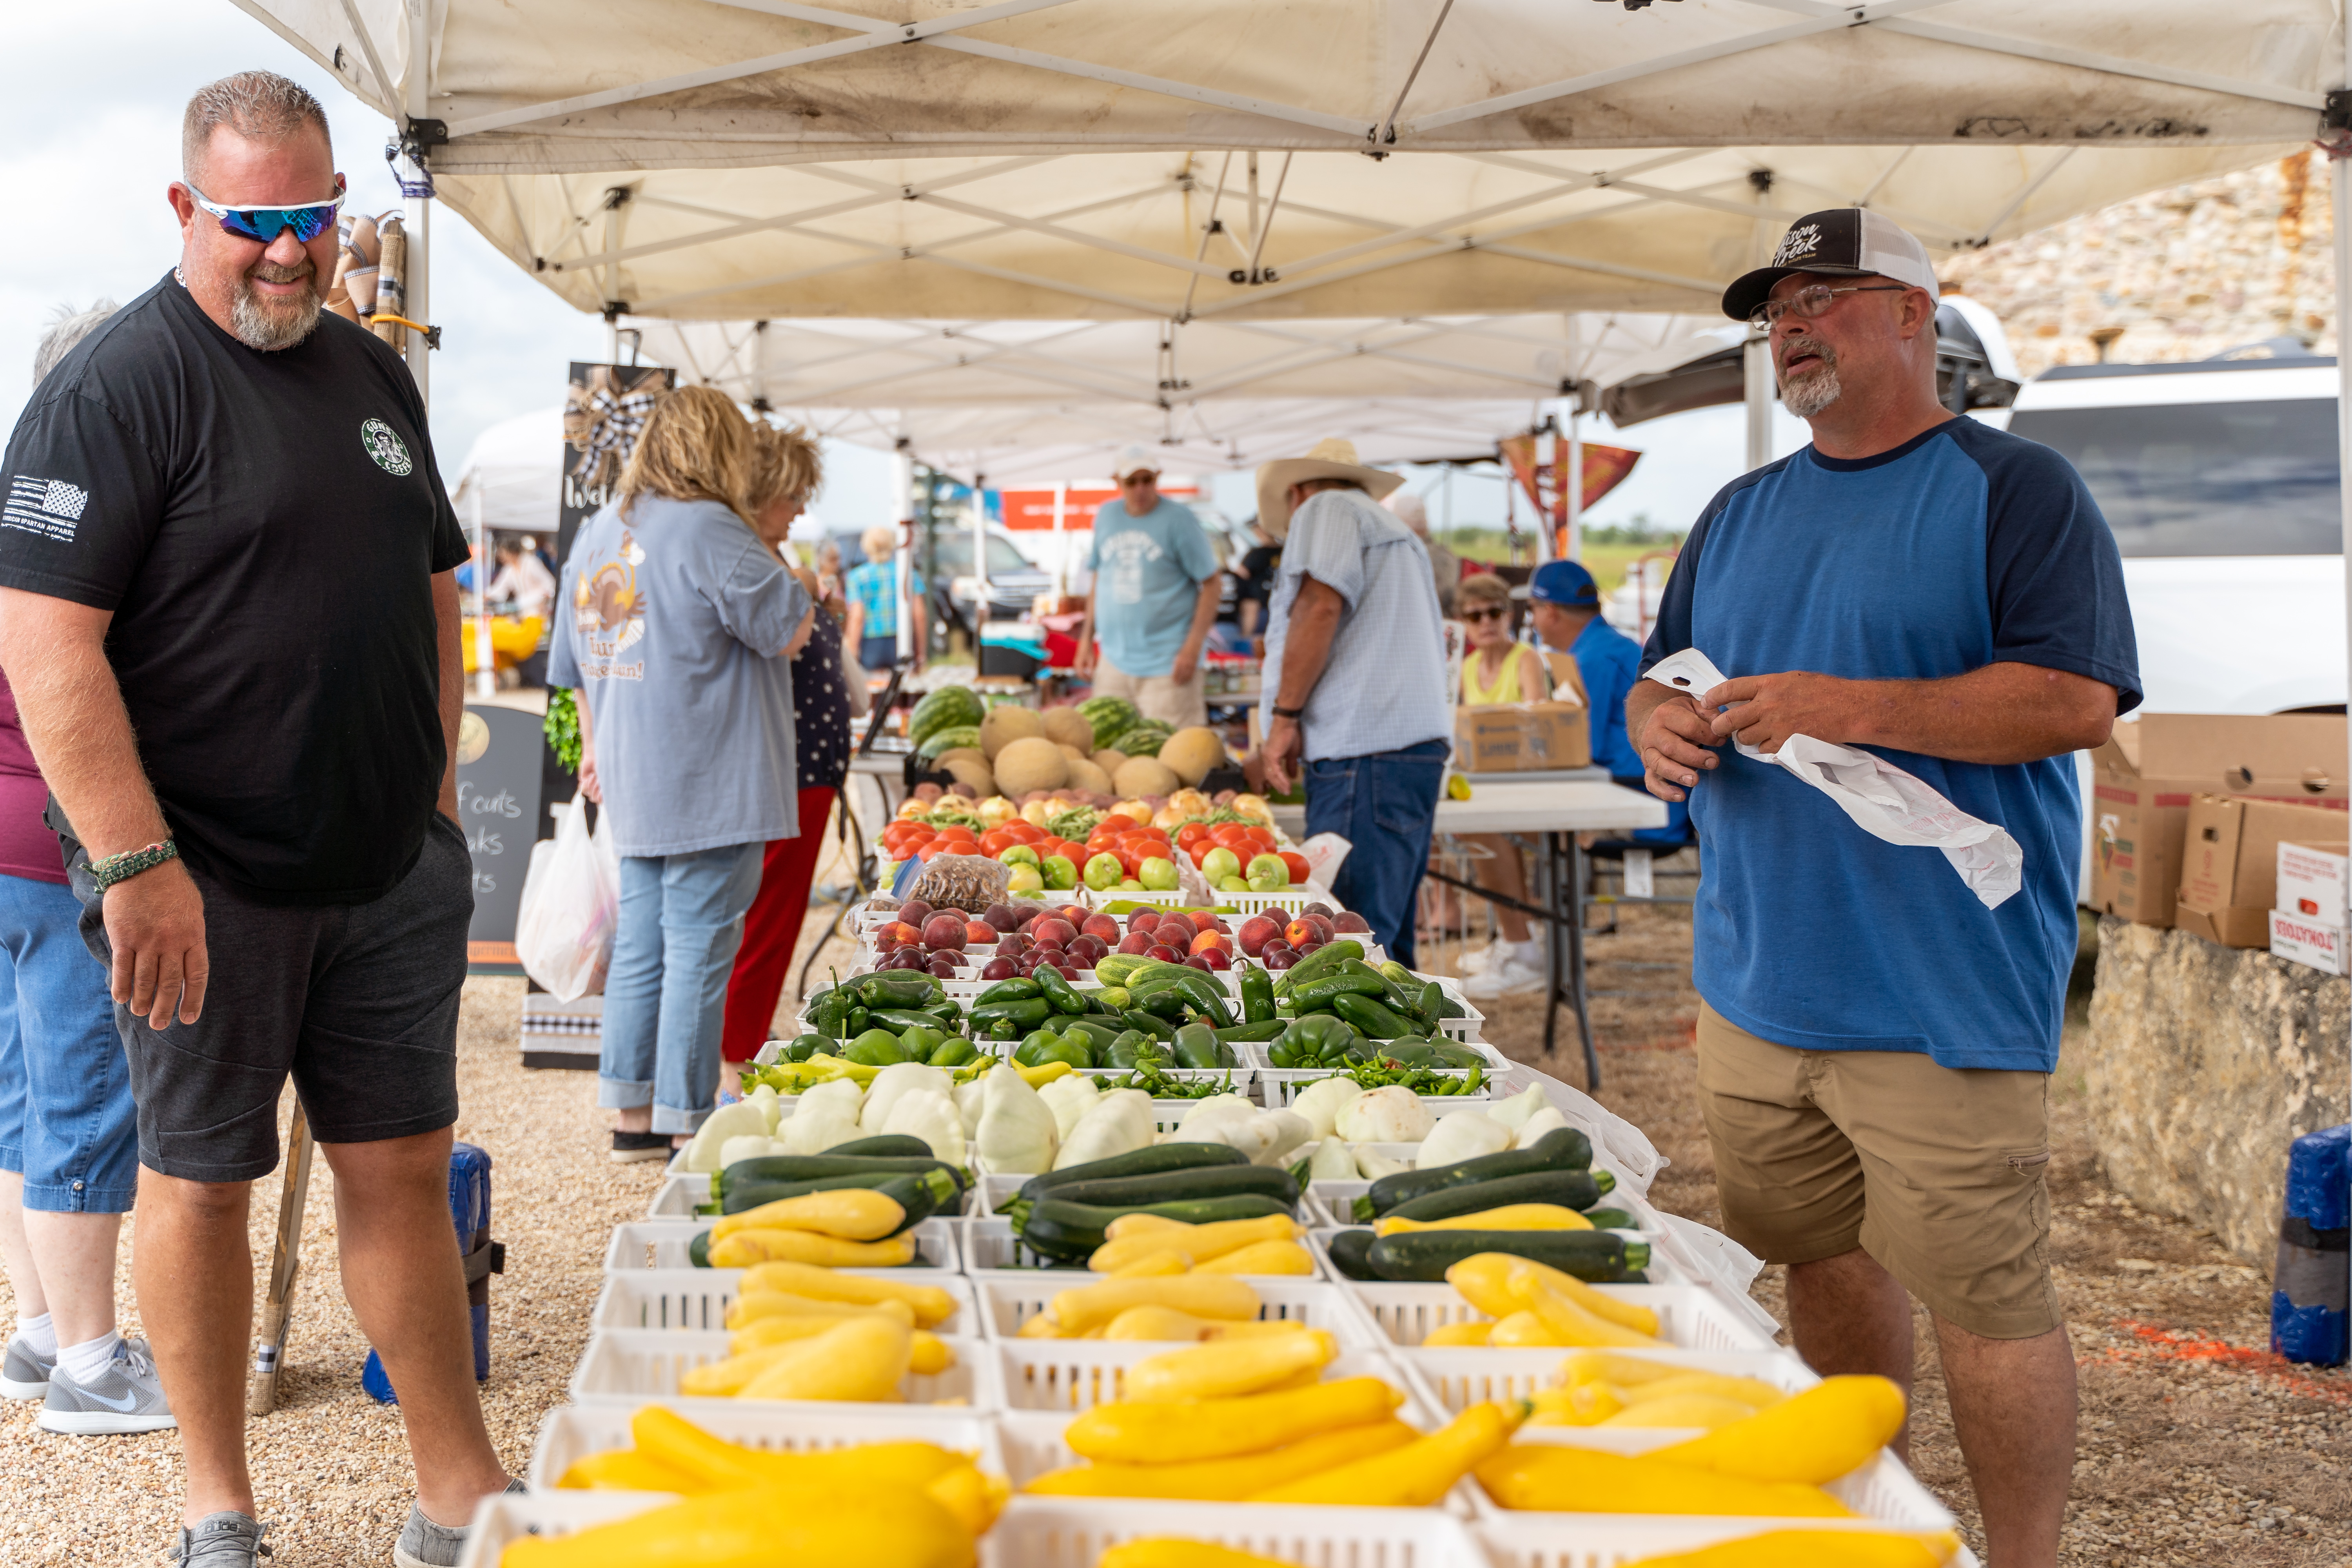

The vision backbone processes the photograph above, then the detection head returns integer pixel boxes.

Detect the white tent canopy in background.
[450,405,564,534]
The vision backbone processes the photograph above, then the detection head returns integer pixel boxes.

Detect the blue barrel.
[2269,1124,2348,1366]
[363,1142,501,1403]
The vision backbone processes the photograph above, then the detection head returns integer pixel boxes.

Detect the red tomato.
[916,841,947,861]
[1175,823,1211,849]
[1210,824,1250,847]
[1118,848,1145,877]
[1280,851,1311,885]
[1004,822,1042,844]
[1098,813,1137,833]
[1242,829,1277,854]
[938,827,977,845]
[980,829,1013,856]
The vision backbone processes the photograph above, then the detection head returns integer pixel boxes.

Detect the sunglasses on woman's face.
[1461,605,1512,623]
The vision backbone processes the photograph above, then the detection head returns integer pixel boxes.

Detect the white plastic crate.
[588,1267,977,1339]
[1358,1283,1776,1358]
[992,1343,1415,1414]
[1083,879,1343,917]
[602,1216,961,1274]
[568,1326,997,1411]
[989,1496,1490,1568]
[1475,1514,1979,1568]
[645,1171,978,1221]
[523,1399,1002,1490]
[973,1274,1378,1347]
[1305,1225,1688,1292]
[963,1217,1325,1281]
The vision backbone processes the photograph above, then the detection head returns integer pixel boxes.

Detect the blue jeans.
[599,842,766,1134]
[1304,740,1448,970]
[0,874,136,1212]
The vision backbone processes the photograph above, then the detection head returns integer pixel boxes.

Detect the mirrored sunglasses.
[187,181,344,245]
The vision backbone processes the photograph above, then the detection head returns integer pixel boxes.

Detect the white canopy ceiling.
[237,1,2337,324]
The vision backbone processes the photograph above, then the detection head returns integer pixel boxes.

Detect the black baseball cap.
[1722,208,1939,323]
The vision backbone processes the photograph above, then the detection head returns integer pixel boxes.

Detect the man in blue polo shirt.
[1519,560,1686,845]
[1628,209,2137,1568]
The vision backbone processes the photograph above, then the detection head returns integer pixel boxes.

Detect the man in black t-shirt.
[0,72,510,1568]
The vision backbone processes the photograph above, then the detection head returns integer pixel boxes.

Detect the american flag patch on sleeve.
[2,476,91,542]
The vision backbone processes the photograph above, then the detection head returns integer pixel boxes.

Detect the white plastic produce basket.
[987,1493,1493,1564]
[973,1274,1378,1347]
[962,1216,1327,1282]
[601,1216,961,1275]
[568,1326,997,1411]
[523,1399,1003,1490]
[1357,1283,1776,1357]
[1083,880,1346,918]
[991,1344,1421,1415]
[587,1266,977,1339]
[1475,1514,1979,1568]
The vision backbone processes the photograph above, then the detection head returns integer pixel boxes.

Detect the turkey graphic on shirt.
[574,529,647,680]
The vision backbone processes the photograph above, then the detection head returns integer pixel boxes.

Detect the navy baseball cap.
[1517,560,1600,607]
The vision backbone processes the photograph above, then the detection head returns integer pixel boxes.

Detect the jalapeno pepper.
[1330,991,1416,1040]
[867,1008,951,1036]
[1213,1020,1286,1045]
[1034,963,1089,1016]
[967,996,1055,1033]
[857,975,940,1010]
[924,999,963,1028]
[846,1005,869,1037]
[973,977,1041,1006]
[1122,1007,1177,1041]
[1238,962,1276,1025]
[1278,939,1364,990]
[1134,987,1190,1020]
[1288,971,1389,1011]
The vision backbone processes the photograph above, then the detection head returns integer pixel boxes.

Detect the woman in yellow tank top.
[1453,572,1553,993]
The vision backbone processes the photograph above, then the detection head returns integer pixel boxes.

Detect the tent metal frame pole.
[1744,336,1772,472]
[2334,44,2352,1334]
[894,444,917,663]
[335,0,396,109]
[403,0,432,402]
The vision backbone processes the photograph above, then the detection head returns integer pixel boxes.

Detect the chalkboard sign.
[456,704,546,950]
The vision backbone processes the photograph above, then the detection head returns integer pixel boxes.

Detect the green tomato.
[1200,846,1243,883]
[1084,851,1125,891]
[1118,877,1146,891]
[1005,862,1045,894]
[998,844,1041,868]
[1041,854,1080,891]
[1139,856,1181,891]
[1219,875,1251,892]
[1246,853,1290,888]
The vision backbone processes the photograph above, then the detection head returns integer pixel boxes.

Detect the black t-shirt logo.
[361,418,414,477]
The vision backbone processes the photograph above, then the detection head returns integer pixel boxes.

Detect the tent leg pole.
[1744,337,1771,472]
[2333,129,2352,1335]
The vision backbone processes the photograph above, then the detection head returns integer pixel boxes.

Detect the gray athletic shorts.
[69,814,473,1183]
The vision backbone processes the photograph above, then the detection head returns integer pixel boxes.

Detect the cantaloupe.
[1112,756,1181,798]
[1092,749,1130,774]
[1065,757,1113,796]
[1056,742,1089,761]
[1040,706,1096,750]
[933,747,988,773]
[979,705,1046,759]
[1158,727,1228,786]
[994,736,1071,795]
[941,757,995,797]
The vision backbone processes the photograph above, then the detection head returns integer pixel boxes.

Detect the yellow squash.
[923,1462,1010,1537]
[1048,1275,1261,1334]
[553,1448,706,1493]
[1107,1251,1193,1278]
[1192,1239,1315,1276]
[1473,1445,1854,1517]
[735,1315,914,1403]
[1016,1311,1066,1339]
[1621,1528,1961,1568]
[1376,1204,1592,1236]
[1102,1212,1190,1240]
[731,1311,925,1356]
[1527,1383,1621,1426]
[1095,1542,1295,1568]
[1423,1320,1494,1347]
[1022,1419,1418,1499]
[1089,1215,1299,1274]
[707,1229,916,1269]
[1619,1371,1788,1410]
[725,1292,916,1333]
[710,1189,907,1243]
[1120,1328,1336,1402]
[1064,1376,1405,1464]
[1598,1393,1760,1430]
[1448,1254,1661,1337]
[1488,1311,1568,1348]
[735,1262,958,1327]
[1510,1269,1664,1348]
[497,1486,977,1568]
[1645,1375,1906,1486]
[1251,1401,1522,1506]
[1101,1305,1299,1342]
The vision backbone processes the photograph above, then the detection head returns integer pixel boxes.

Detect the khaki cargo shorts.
[1089,655,1208,729]
[1694,1002,2062,1340]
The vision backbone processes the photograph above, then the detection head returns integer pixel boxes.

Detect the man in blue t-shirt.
[1077,446,1221,727]
[1628,210,2138,1566]
[1520,560,1687,844]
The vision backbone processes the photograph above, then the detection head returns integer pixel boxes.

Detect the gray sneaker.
[393,1480,526,1568]
[38,1335,176,1434]
[1,1334,53,1399]
[168,1513,269,1568]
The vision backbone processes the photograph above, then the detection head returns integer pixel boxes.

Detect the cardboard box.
[2277,840,2352,925]
[2268,907,2347,975]
[1456,701,1593,772]
[2175,795,2348,947]
[2089,712,2348,926]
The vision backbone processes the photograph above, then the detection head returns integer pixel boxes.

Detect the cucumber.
[1356,1127,1593,1221]
[1379,1167,1614,1225]
[716,1152,968,1204]
[720,1167,962,1229]
[1367,1228,1648,1283]
[1014,1194,1292,1263]
[1040,1164,1298,1212]
[828,1134,938,1160]
[1326,1229,1378,1280]
[1008,1142,1248,1208]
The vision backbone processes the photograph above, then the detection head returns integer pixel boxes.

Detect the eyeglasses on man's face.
[1749,281,1910,331]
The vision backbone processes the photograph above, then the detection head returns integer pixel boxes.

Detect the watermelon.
[909,686,985,746]
[1076,695,1139,751]
[1120,720,1174,758]
[916,724,983,760]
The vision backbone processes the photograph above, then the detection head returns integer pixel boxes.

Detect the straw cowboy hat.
[1254,438,1404,541]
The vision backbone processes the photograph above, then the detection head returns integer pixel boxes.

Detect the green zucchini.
[1325,1229,1378,1280]
[720,1167,961,1227]
[1039,1164,1298,1212]
[714,1148,965,1203]
[1378,1167,1613,1225]
[1014,1194,1292,1263]
[1354,1127,1593,1221]
[1366,1228,1648,1283]
[1008,1142,1247,1207]
[1583,1208,1636,1231]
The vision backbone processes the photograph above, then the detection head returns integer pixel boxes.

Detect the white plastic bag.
[515,791,620,1000]
[1645,647,2023,909]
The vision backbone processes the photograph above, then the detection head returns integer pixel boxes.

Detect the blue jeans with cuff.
[599,842,767,1135]
[1304,739,1448,971]
[0,873,137,1213]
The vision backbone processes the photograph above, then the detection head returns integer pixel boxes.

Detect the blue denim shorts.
[0,872,137,1213]
[1304,739,1448,970]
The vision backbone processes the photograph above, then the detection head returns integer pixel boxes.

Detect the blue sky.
[1,1,1810,545]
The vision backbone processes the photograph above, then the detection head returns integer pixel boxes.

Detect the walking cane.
[246,1106,316,1415]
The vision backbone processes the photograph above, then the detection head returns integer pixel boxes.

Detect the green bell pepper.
[842,1028,910,1066]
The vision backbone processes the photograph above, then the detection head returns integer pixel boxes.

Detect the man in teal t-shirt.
[1077,446,1221,727]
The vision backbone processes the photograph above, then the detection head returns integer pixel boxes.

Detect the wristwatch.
[1270,704,1305,720]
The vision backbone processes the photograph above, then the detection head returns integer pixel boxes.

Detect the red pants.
[720,785,837,1062]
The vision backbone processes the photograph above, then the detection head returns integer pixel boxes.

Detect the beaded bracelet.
[90,840,179,891]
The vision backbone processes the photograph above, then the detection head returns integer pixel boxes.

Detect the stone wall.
[2087,916,2350,1266]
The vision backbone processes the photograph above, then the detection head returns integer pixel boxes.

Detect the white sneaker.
[1463,955,1549,1000]
[38,1336,175,1435]
[1459,944,1507,976]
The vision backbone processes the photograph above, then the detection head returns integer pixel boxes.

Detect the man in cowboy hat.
[1252,439,1450,965]
[1076,445,1221,727]
[1628,208,2137,1566]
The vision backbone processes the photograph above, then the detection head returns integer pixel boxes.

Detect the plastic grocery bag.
[514,791,620,1000]
[1644,647,2023,909]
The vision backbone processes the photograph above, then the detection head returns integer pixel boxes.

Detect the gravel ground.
[6,886,2346,1566]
